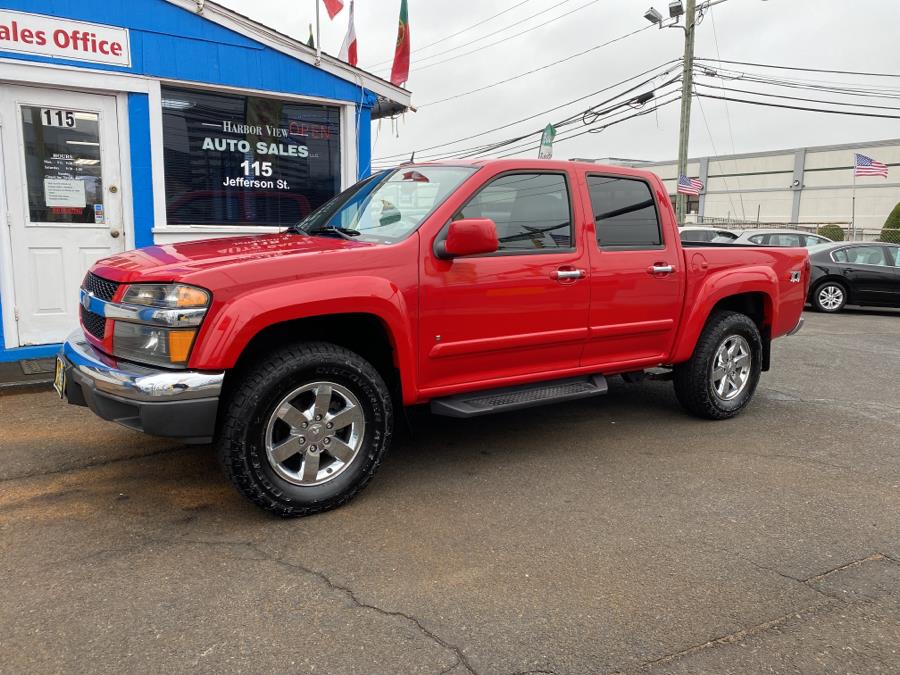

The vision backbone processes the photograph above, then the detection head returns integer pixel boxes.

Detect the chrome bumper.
[786,316,805,336]
[59,332,225,443]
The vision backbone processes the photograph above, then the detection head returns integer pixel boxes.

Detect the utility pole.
[675,0,697,226]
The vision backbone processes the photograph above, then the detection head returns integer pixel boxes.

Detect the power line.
[692,80,900,112]
[419,23,656,107]
[437,85,683,161]
[695,92,900,119]
[700,68,900,100]
[409,0,602,73]
[375,75,682,165]
[694,57,900,79]
[373,61,681,161]
[363,0,540,68]
[693,94,741,220]
[706,6,745,219]
[494,95,682,158]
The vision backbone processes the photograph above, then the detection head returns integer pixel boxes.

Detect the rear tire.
[673,311,762,420]
[812,281,847,313]
[217,342,393,517]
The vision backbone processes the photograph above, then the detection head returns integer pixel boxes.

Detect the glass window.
[590,176,661,248]
[457,173,572,251]
[298,166,475,243]
[836,246,889,266]
[767,233,805,247]
[162,87,341,226]
[888,246,900,267]
[749,235,767,245]
[21,106,103,224]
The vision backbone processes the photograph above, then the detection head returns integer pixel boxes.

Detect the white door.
[0,85,126,346]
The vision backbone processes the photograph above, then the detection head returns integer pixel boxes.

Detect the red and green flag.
[390,0,410,87]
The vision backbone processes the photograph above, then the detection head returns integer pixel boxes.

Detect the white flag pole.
[851,153,857,240]
[315,0,322,65]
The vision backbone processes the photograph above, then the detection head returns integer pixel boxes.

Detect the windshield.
[295,165,477,242]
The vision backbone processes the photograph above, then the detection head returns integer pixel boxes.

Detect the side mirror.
[437,218,499,259]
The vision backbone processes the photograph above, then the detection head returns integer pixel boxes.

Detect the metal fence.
[688,217,894,242]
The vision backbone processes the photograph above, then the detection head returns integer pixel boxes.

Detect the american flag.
[677,175,704,195]
[854,153,889,178]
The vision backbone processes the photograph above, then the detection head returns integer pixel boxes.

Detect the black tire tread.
[673,311,761,420]
[811,280,847,313]
[216,342,392,518]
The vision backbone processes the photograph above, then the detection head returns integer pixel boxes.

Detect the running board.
[430,374,608,418]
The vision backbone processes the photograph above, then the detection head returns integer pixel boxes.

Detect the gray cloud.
[219,0,900,164]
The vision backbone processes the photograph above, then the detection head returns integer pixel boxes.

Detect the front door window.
[21,106,104,225]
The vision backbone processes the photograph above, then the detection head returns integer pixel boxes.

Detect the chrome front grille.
[80,304,107,340]
[83,272,120,302]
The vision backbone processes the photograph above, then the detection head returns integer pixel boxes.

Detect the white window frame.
[153,79,359,239]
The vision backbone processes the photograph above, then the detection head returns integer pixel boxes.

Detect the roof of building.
[167,0,411,114]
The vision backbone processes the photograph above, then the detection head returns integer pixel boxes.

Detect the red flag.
[390,0,410,87]
[339,1,357,66]
[322,0,344,19]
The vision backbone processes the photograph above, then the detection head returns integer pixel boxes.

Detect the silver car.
[723,229,833,248]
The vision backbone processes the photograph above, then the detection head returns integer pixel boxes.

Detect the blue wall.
[0,0,380,360]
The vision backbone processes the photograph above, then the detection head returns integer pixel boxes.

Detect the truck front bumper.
[59,332,225,444]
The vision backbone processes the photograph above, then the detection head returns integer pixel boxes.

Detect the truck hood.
[91,233,374,283]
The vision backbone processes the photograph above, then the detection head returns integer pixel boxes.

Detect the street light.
[668,0,685,18]
[643,7,663,25]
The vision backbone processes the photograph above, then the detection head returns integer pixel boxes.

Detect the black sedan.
[808,242,900,312]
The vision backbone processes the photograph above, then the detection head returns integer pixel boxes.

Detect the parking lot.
[1,308,898,674]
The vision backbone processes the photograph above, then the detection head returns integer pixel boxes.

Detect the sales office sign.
[0,10,130,67]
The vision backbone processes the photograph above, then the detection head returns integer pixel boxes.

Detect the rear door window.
[839,246,889,266]
[768,233,804,247]
[587,175,661,249]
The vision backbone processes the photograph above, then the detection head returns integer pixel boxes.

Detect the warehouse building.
[579,137,900,235]
[0,0,410,364]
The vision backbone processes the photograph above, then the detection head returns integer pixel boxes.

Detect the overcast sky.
[219,0,900,165]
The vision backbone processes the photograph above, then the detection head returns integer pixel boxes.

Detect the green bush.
[817,224,844,241]
[880,203,900,243]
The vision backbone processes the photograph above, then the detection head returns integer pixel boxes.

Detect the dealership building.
[0,0,410,364]
[580,137,900,234]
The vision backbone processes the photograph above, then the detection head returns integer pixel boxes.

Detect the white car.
[678,226,739,243]
[723,229,833,248]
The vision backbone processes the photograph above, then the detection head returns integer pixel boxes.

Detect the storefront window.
[161,87,341,227]
[21,106,104,224]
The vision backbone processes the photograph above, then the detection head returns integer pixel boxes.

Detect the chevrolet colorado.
[57,159,808,517]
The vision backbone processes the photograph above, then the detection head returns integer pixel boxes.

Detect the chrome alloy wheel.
[818,285,844,311]
[264,381,366,486]
[710,335,752,401]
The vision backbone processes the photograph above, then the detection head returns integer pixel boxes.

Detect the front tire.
[217,342,393,517]
[673,311,762,420]
[812,281,847,313]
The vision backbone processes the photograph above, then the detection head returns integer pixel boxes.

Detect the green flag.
[538,124,556,159]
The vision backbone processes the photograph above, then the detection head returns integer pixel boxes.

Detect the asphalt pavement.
[1,308,899,674]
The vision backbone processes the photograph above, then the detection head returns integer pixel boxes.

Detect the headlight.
[113,322,199,368]
[121,283,210,308]
[110,283,211,368]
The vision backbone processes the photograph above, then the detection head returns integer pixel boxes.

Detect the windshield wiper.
[304,226,362,239]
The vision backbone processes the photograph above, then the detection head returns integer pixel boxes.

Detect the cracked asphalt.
[1,308,899,674]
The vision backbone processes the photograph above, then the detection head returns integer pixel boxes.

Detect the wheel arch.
[671,268,777,370]
[223,312,408,406]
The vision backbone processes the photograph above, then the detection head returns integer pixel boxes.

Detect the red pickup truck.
[58,159,808,517]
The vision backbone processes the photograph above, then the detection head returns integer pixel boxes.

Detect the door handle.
[551,268,586,280]
[110,230,120,238]
[648,264,674,274]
